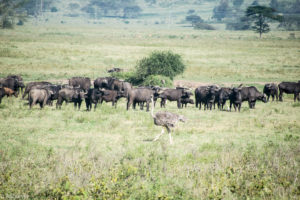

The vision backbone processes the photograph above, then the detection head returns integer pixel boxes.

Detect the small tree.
[186,14,203,27]
[213,0,230,21]
[246,5,283,38]
[123,6,142,18]
[0,0,28,29]
[136,51,185,81]
[233,0,244,8]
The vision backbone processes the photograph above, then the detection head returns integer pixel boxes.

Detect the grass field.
[0,25,300,199]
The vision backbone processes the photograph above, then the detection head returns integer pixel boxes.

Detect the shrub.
[50,7,58,12]
[136,51,185,81]
[194,22,215,30]
[143,75,173,87]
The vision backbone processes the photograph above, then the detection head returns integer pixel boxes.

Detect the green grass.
[0,25,300,199]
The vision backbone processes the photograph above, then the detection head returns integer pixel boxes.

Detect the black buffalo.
[0,77,24,95]
[56,88,86,110]
[85,88,102,111]
[229,87,242,112]
[94,77,114,90]
[278,81,300,102]
[160,87,192,109]
[99,89,126,108]
[195,85,219,110]
[181,97,194,108]
[7,75,24,93]
[241,86,267,109]
[217,87,232,110]
[263,83,278,102]
[22,81,52,99]
[69,77,91,92]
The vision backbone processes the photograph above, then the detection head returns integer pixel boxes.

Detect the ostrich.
[150,96,186,144]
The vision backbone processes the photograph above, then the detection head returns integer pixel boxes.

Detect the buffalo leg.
[279,90,283,101]
[146,101,150,112]
[78,101,82,110]
[294,93,297,102]
[177,100,181,109]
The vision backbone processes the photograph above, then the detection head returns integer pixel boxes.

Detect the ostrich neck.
[151,96,155,119]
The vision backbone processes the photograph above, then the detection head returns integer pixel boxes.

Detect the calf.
[181,97,194,108]
[4,87,18,97]
[263,83,278,102]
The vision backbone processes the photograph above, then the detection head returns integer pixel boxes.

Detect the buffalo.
[85,88,102,111]
[263,83,278,102]
[34,85,63,105]
[216,87,232,110]
[69,77,91,92]
[127,87,160,111]
[99,89,126,108]
[56,88,86,110]
[241,86,267,109]
[28,88,53,109]
[229,86,242,112]
[195,85,219,110]
[278,81,300,102]
[94,77,114,90]
[22,81,52,99]
[160,87,192,109]
[7,75,24,93]
[0,77,24,95]
[181,97,194,108]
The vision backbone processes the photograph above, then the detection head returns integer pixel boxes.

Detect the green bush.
[143,75,173,87]
[110,71,142,85]
[136,51,185,81]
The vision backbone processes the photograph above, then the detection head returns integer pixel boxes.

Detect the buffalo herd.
[0,75,299,112]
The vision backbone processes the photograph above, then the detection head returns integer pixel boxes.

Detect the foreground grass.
[0,96,299,199]
[0,25,300,199]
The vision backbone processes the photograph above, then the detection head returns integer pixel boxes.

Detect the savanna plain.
[0,25,300,199]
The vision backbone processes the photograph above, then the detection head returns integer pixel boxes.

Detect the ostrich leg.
[166,126,173,144]
[153,129,164,141]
